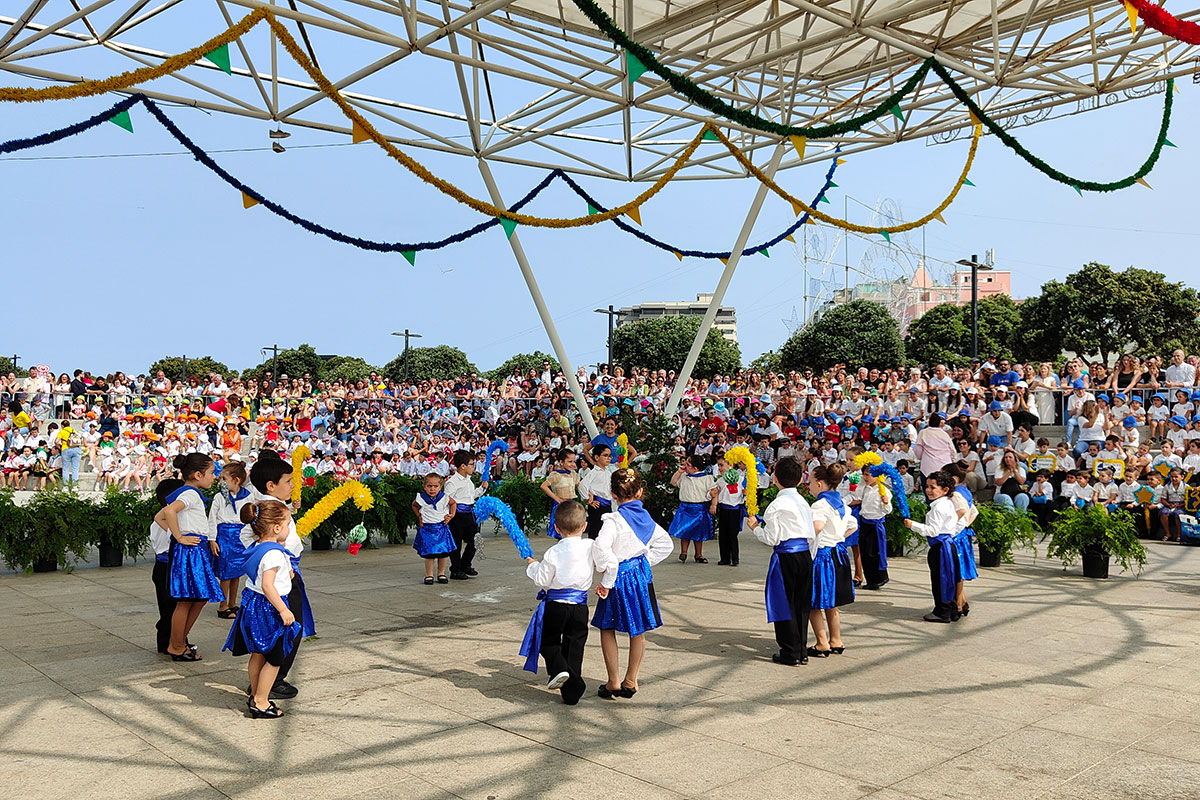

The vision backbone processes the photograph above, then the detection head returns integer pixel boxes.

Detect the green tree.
[779,300,904,371]
[903,303,967,367]
[382,345,477,382]
[611,315,741,376]
[242,344,326,381]
[749,350,783,374]
[148,355,231,381]
[0,356,15,376]
[321,356,376,384]
[973,294,1022,361]
[485,351,560,383]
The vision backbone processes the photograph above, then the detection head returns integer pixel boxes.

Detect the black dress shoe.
[771,653,799,666]
[716,561,730,565]
[449,571,470,580]
[271,680,298,699]
[923,612,953,623]
[464,567,478,576]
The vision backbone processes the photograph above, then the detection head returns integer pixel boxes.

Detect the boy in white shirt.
[897,460,915,495]
[522,500,594,704]
[1029,470,1054,528]
[1147,394,1170,442]
[1167,416,1188,451]
[1182,440,1200,483]
[445,450,487,580]
[1092,468,1119,512]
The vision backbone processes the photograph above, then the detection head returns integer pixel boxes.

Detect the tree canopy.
[321,356,377,385]
[148,355,231,381]
[779,300,904,371]
[241,344,326,381]
[382,345,477,382]
[748,350,783,374]
[904,295,1021,366]
[485,351,560,383]
[611,315,741,377]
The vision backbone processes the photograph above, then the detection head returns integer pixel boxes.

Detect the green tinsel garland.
[572,0,1173,192]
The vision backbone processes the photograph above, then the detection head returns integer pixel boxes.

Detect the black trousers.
[717,506,742,564]
[448,513,478,573]
[585,505,608,540]
[275,572,305,684]
[927,541,957,619]
[540,601,589,705]
[771,551,812,662]
[858,518,889,586]
[152,559,175,653]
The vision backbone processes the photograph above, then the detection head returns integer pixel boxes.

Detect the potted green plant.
[972,503,1039,567]
[885,492,925,558]
[0,488,91,574]
[1046,505,1147,578]
[92,487,155,567]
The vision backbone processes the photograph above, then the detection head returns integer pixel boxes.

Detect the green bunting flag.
[586,203,600,216]
[701,129,719,141]
[626,51,648,84]
[1073,185,1083,196]
[963,178,975,187]
[500,218,518,239]
[829,181,838,188]
[890,104,905,121]
[204,43,232,75]
[108,110,133,133]
[818,195,831,204]
[880,230,891,243]
[401,250,416,266]
[759,248,770,258]
[1164,138,1177,148]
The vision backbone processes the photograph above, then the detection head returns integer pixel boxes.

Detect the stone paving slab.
[2,534,1199,800]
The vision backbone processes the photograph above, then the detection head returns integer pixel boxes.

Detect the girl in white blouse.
[808,465,857,656]
[903,471,962,623]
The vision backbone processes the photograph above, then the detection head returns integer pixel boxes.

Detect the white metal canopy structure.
[1,0,1192,422]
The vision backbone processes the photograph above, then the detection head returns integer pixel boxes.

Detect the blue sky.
[2,72,1194,377]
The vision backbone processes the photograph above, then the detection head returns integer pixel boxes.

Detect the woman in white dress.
[1030,362,1059,424]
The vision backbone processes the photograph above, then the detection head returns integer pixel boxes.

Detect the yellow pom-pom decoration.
[290,445,310,506]
[724,445,759,517]
[616,433,630,468]
[296,479,374,539]
[852,451,888,506]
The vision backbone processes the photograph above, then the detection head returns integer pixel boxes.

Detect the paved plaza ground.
[2,532,1199,800]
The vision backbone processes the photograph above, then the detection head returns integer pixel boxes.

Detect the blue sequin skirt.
[591,555,662,636]
[668,501,713,541]
[954,529,978,581]
[414,522,456,558]
[213,523,248,581]
[548,502,561,539]
[222,588,302,666]
[168,538,224,602]
[812,544,855,609]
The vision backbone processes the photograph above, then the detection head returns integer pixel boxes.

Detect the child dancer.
[579,444,615,539]
[154,453,223,660]
[521,500,594,705]
[808,464,856,657]
[668,454,718,563]
[592,468,673,698]
[412,473,457,584]
[209,460,251,619]
[445,450,486,580]
[149,478,186,655]
[223,499,302,719]
[855,467,891,590]
[748,456,816,665]
[541,449,579,538]
[903,471,962,623]
[714,451,746,566]
[944,462,978,617]
[246,453,311,700]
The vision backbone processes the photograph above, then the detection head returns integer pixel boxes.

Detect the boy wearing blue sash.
[521,500,594,705]
[748,456,817,665]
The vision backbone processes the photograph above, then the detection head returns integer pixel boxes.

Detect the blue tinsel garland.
[868,463,910,518]
[481,440,509,482]
[473,496,533,559]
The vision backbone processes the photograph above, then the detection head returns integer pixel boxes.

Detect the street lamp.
[390,330,423,381]
[593,306,616,373]
[956,254,994,361]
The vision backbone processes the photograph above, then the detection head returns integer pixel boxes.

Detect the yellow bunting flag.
[351,120,369,143]
[934,212,946,224]
[785,234,795,242]
[242,191,259,209]
[789,135,806,160]
[1136,177,1152,189]
[673,251,683,261]
[626,206,642,226]
[1125,2,1138,36]
[718,257,728,265]
[790,199,805,217]
[836,158,847,166]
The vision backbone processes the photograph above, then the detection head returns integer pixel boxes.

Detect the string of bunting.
[1122,0,1200,45]
[571,0,1174,193]
[0,93,836,260]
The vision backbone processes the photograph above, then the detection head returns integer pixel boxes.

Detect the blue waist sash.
[519,588,589,673]
[861,516,888,571]
[456,504,473,514]
[833,540,851,565]
[765,538,810,623]
[928,534,957,603]
[595,498,611,508]
[155,551,169,563]
[718,502,744,511]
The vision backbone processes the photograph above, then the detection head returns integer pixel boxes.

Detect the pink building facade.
[903,266,1012,322]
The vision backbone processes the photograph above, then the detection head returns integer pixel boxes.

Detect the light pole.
[956,254,994,361]
[181,354,187,383]
[261,345,280,383]
[593,306,616,372]
[390,330,423,381]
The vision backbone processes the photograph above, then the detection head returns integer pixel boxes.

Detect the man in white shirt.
[1166,349,1197,388]
[977,402,1014,447]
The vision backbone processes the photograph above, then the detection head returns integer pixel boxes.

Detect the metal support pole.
[606,304,614,372]
[476,158,599,440]
[181,354,187,382]
[664,142,786,418]
[970,255,979,361]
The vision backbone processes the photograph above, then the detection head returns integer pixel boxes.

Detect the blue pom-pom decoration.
[481,440,509,482]
[868,463,910,518]
[473,496,533,559]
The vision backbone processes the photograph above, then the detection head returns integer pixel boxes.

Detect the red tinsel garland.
[1125,0,1200,45]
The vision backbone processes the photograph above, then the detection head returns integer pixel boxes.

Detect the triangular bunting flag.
[806,217,817,225]
[1073,185,1083,196]
[829,181,838,188]
[352,120,370,144]
[242,191,259,209]
[719,257,728,265]
[963,178,975,187]
[890,104,905,122]
[880,230,891,243]
[836,158,847,166]
[401,250,416,266]
[587,203,600,216]
[934,212,946,224]
[759,248,770,258]
[785,234,796,242]
[1164,138,1176,147]
[788,135,806,160]
[790,200,805,217]
[818,195,831,204]
[1136,177,1153,189]
[673,251,683,261]
[701,128,719,141]
[500,218,518,239]
[108,109,133,133]
[1125,2,1138,36]
[626,51,648,84]
[626,207,642,226]
[204,43,231,75]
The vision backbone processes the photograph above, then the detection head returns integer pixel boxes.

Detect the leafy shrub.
[972,503,1039,564]
[1046,504,1147,575]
